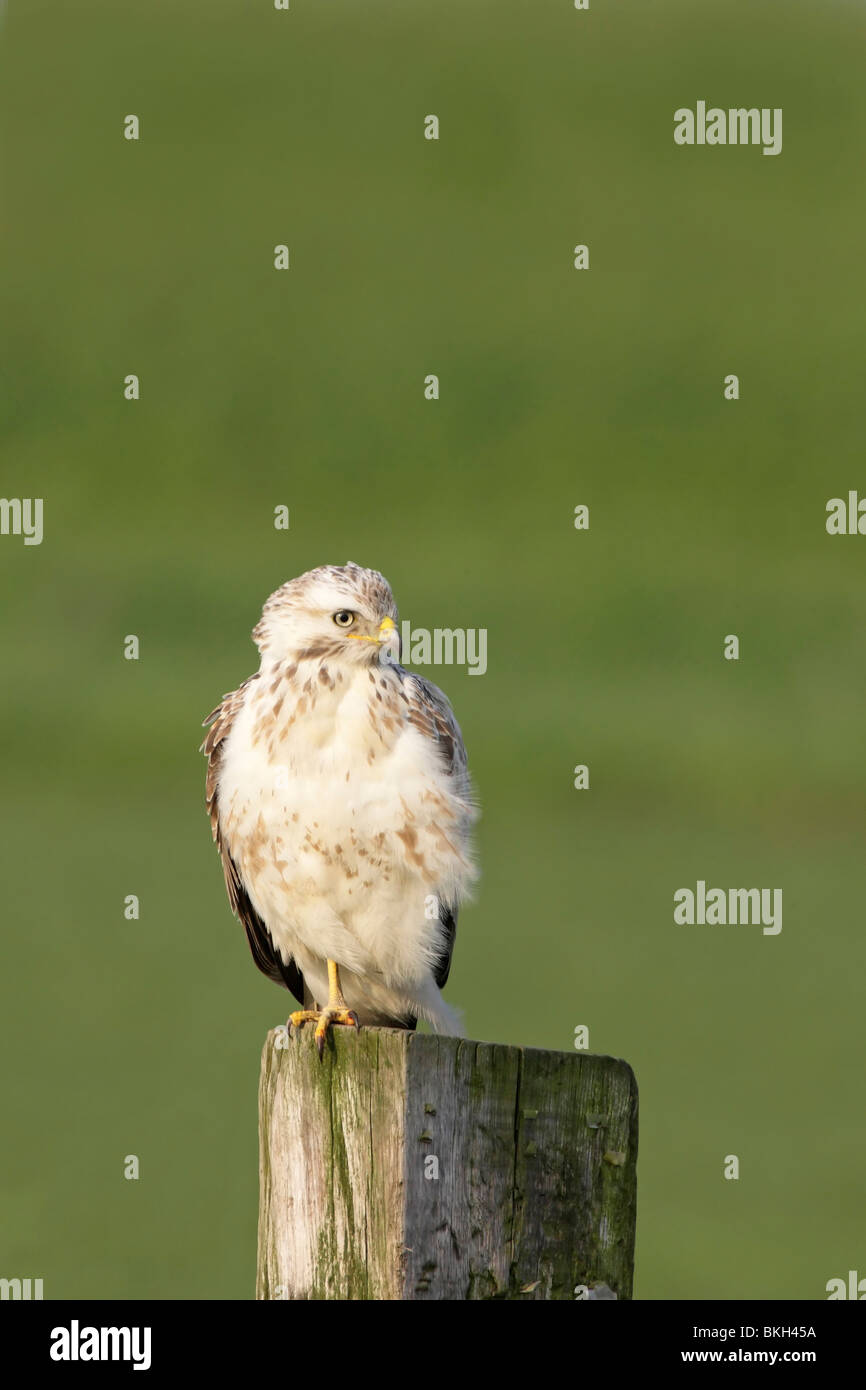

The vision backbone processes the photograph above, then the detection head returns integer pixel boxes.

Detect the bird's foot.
[288,1007,360,1059]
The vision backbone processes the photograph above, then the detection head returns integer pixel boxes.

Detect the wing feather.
[201,678,305,1004]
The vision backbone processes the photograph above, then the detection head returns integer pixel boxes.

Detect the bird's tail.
[414,988,464,1038]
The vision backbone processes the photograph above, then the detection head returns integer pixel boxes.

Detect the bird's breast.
[216,661,469,909]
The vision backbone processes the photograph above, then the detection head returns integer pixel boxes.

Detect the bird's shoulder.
[390,664,469,782]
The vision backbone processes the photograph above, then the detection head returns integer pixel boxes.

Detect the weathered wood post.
[257,1028,637,1300]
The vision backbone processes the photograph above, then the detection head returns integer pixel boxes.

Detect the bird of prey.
[202,563,477,1054]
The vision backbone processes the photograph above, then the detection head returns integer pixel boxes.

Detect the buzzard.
[202,563,477,1054]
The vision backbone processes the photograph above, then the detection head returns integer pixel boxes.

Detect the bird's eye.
[333,610,356,628]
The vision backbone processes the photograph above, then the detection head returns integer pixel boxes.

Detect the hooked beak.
[347,615,399,656]
[376,615,400,662]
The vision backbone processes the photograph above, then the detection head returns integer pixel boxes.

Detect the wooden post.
[257,1027,637,1301]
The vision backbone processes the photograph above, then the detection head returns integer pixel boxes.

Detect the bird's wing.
[434,901,458,989]
[201,677,305,1004]
[400,669,473,988]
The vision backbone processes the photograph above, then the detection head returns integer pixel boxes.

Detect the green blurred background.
[2,0,864,1299]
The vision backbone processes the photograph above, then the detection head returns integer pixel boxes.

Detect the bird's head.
[252,562,401,668]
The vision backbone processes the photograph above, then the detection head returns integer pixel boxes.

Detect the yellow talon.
[288,960,360,1059]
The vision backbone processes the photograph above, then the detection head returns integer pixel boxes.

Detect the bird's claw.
[288,1006,361,1060]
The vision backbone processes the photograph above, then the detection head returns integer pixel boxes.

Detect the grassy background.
[1,0,864,1299]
